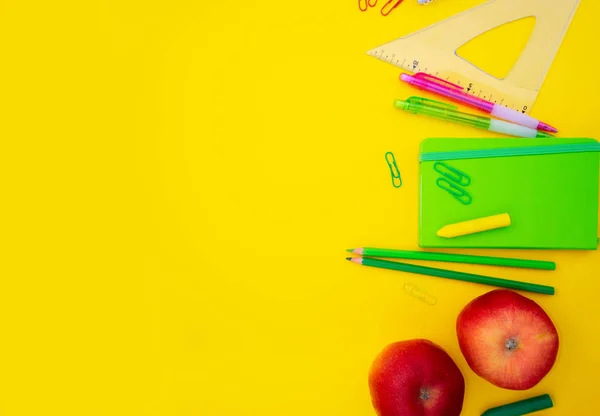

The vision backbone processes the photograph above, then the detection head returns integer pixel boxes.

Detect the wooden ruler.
[368,0,581,114]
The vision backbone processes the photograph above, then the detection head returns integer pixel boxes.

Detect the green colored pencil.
[347,257,554,295]
[481,394,553,416]
[347,248,556,271]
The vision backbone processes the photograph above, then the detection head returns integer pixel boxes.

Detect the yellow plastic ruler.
[368,0,581,114]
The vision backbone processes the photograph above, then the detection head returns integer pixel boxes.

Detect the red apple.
[456,289,559,390]
[369,339,465,416]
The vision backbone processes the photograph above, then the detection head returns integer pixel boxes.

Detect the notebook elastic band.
[420,143,600,162]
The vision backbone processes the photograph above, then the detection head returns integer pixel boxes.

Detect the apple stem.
[505,338,518,351]
[419,388,430,401]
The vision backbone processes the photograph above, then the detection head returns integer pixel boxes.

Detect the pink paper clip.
[381,0,404,16]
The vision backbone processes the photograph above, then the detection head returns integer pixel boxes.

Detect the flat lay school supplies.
[346,257,555,295]
[400,73,557,132]
[437,213,511,238]
[481,394,553,416]
[419,138,600,249]
[394,97,554,138]
[368,0,582,112]
[385,152,402,188]
[353,0,597,413]
[347,248,556,270]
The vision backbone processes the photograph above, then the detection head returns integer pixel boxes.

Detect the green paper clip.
[385,152,402,188]
[437,178,472,205]
[434,162,470,186]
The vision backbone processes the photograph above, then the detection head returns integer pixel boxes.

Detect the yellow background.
[0,0,599,414]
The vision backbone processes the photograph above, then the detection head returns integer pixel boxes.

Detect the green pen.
[394,97,554,138]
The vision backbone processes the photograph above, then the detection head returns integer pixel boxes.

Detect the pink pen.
[400,72,557,133]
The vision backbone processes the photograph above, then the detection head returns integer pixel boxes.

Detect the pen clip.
[407,96,457,110]
[413,73,464,92]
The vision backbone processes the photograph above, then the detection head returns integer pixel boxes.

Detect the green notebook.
[419,138,600,250]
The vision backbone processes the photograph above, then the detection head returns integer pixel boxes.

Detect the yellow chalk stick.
[437,213,511,238]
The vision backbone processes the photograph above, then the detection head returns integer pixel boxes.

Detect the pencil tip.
[538,122,558,133]
[346,257,352,261]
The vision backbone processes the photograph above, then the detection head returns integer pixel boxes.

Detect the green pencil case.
[418,138,600,250]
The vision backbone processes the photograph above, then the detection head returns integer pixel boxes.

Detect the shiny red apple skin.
[457,289,559,390]
[369,339,465,416]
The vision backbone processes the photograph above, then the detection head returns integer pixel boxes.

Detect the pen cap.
[394,96,458,113]
[400,73,413,82]
[393,99,410,111]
